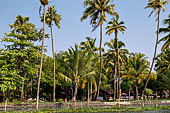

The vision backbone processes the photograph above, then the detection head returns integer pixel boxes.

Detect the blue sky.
[0,0,170,62]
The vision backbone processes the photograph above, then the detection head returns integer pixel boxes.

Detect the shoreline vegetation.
[1,0,170,112]
[2,105,170,113]
[2,99,170,112]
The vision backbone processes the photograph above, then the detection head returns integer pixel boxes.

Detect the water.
[99,110,170,113]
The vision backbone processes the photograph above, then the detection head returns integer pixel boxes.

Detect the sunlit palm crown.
[106,16,126,35]
[159,14,170,51]
[124,53,150,83]
[145,0,168,17]
[81,0,117,27]
[80,37,98,53]
[40,0,49,5]
[45,5,61,28]
[104,39,129,64]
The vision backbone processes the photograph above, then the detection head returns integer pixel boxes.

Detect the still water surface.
[98,110,170,113]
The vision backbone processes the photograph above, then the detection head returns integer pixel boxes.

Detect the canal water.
[99,110,170,113]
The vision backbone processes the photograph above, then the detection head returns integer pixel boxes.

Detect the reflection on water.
[98,110,170,113]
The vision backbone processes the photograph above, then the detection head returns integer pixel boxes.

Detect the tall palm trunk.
[136,85,139,100]
[87,80,90,102]
[142,10,160,97]
[50,23,56,102]
[36,4,46,110]
[90,82,92,100]
[30,77,33,98]
[73,80,78,102]
[95,23,103,100]
[115,30,121,99]
[114,63,117,100]
[128,88,131,100]
[21,81,24,100]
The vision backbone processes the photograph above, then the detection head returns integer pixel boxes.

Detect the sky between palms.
[0,0,170,62]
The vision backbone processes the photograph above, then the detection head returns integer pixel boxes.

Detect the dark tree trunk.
[90,82,92,100]
[21,82,24,100]
[73,81,78,102]
[142,10,160,97]
[87,81,90,102]
[128,88,131,100]
[30,77,33,98]
[36,4,46,110]
[114,63,117,100]
[136,85,139,100]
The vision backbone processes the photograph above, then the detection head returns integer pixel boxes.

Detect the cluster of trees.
[0,0,170,110]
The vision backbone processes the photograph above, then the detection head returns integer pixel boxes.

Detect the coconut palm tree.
[63,45,95,102]
[37,0,48,110]
[142,0,168,96]
[80,37,98,100]
[105,16,126,99]
[80,37,98,54]
[159,14,170,51]
[80,0,117,100]
[41,5,61,102]
[104,39,128,99]
[155,48,170,73]
[126,53,150,100]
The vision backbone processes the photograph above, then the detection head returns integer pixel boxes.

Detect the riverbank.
[1,100,170,112]
[1,105,170,113]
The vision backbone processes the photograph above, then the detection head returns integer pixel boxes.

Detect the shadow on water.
[97,110,170,113]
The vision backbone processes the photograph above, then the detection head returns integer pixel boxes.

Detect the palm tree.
[37,0,48,110]
[142,0,168,96]
[63,45,95,102]
[126,53,150,100]
[155,48,170,73]
[80,37,98,100]
[41,5,61,102]
[159,14,170,51]
[104,39,128,99]
[80,37,98,54]
[81,0,117,100]
[106,16,126,99]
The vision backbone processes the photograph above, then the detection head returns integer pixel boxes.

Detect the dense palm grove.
[0,0,170,109]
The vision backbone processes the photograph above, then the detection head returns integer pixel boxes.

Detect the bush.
[12,99,21,104]
[57,98,64,102]
[145,88,153,96]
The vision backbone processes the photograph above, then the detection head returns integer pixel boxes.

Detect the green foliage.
[0,15,46,100]
[42,5,61,28]
[106,16,126,35]
[145,88,153,96]
[159,14,170,51]
[57,98,64,102]
[81,0,117,30]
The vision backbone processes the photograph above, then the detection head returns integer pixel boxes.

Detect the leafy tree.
[42,5,61,102]
[125,53,150,100]
[154,48,170,97]
[0,50,23,102]
[142,0,168,96]
[63,45,95,101]
[80,37,98,100]
[105,16,126,99]
[81,0,117,100]
[37,0,49,110]
[104,39,128,99]
[159,14,170,51]
[80,37,98,54]
[1,15,43,101]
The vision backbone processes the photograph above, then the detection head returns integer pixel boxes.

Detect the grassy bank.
[1,105,170,113]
